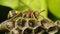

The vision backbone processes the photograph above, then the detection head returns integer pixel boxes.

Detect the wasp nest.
[0,10,60,34]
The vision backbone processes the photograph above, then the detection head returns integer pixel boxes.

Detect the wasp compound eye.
[23,13,32,18]
[23,28,33,34]
[6,21,15,30]
[33,11,39,19]
[28,20,37,27]
[17,19,26,27]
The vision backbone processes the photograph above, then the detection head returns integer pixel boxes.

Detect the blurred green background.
[0,0,60,22]
[0,0,60,34]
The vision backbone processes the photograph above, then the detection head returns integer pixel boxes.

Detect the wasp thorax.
[23,9,34,18]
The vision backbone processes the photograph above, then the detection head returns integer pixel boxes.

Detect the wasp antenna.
[39,10,45,19]
[40,14,52,22]
[39,10,45,14]
[39,14,45,19]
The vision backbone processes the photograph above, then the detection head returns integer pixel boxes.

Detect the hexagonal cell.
[47,26,58,32]
[41,19,49,26]
[16,19,27,27]
[28,19,38,28]
[34,26,44,34]
[55,20,60,28]
[23,28,33,34]
[47,26,58,34]
[42,31,48,34]
[11,28,22,34]
[6,21,15,30]
[40,19,56,29]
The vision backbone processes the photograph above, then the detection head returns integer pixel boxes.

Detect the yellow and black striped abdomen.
[8,10,19,18]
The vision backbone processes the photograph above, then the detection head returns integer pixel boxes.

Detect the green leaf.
[0,0,18,9]
[0,0,47,18]
[21,0,47,17]
[47,0,60,19]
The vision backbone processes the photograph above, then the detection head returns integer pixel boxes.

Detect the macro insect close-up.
[0,0,60,34]
[0,9,60,34]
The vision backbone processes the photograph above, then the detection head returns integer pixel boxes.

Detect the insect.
[8,9,45,19]
[8,10,19,19]
[0,9,60,34]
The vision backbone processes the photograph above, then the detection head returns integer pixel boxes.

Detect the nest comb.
[0,9,60,34]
